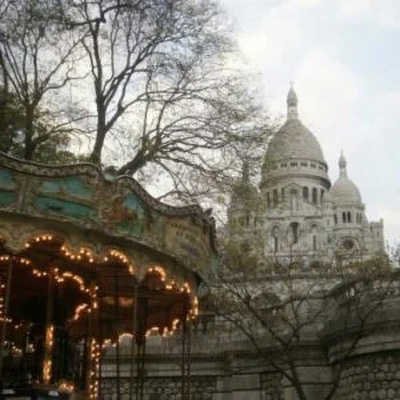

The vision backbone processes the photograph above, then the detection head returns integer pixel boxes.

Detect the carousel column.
[114,267,121,399]
[88,283,100,400]
[98,285,104,399]
[0,256,14,379]
[181,296,192,400]
[43,269,55,385]
[136,297,148,400]
[129,283,138,400]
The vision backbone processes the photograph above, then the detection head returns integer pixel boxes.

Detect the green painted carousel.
[0,152,217,399]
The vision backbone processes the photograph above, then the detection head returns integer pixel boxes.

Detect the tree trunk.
[24,108,35,160]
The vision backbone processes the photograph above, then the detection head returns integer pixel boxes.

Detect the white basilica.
[228,86,384,265]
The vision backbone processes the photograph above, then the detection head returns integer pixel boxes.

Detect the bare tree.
[0,0,269,202]
[212,239,397,400]
[0,0,86,161]
[60,0,268,202]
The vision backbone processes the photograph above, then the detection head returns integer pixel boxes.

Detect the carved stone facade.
[228,87,384,264]
[101,376,216,400]
[334,352,400,400]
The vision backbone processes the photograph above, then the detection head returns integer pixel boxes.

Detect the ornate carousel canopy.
[0,152,218,399]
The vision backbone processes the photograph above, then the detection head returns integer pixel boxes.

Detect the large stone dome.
[330,153,362,205]
[265,118,326,164]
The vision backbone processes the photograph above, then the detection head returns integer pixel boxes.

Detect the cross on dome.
[287,82,298,120]
[339,151,347,178]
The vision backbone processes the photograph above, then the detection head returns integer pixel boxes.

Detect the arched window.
[342,239,355,250]
[273,226,279,253]
[290,222,299,244]
[342,212,346,223]
[334,214,337,225]
[312,188,318,204]
[320,189,325,204]
[290,189,298,211]
[246,212,250,226]
[273,189,278,207]
[347,212,351,223]
[303,187,309,202]
[311,225,317,250]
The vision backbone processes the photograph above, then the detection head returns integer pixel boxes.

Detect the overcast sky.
[220,0,400,245]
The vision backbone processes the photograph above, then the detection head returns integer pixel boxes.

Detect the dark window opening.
[290,189,298,211]
[342,239,354,250]
[303,187,309,202]
[312,188,318,204]
[290,222,299,244]
[273,227,279,253]
[347,212,351,223]
[342,212,346,223]
[273,189,278,206]
[321,189,325,203]
[313,235,317,250]
[334,214,337,225]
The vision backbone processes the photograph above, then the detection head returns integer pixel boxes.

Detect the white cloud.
[222,0,400,245]
[232,0,324,70]
[294,49,360,128]
[337,0,400,29]
[290,48,361,175]
[373,208,400,245]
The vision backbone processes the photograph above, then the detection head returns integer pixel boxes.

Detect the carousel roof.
[0,152,218,282]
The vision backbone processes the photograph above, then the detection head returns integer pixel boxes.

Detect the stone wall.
[101,376,216,400]
[334,351,400,400]
[261,372,283,400]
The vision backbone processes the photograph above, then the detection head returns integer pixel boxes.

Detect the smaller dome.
[330,178,362,205]
[231,182,259,207]
[330,154,362,205]
[231,161,259,208]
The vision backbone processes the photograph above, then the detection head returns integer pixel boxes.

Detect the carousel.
[0,152,217,399]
